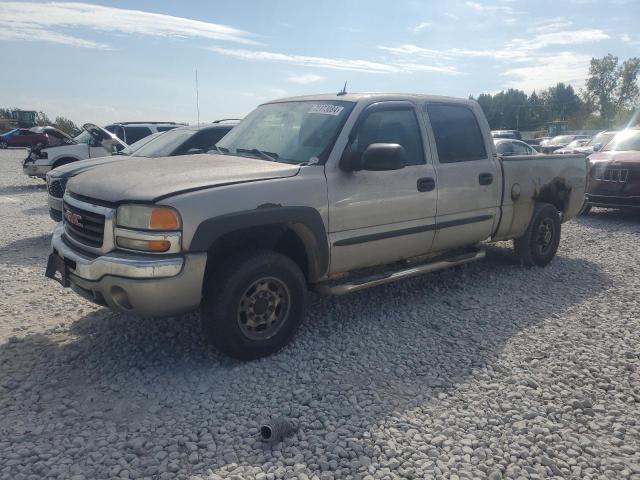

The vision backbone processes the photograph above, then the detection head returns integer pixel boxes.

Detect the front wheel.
[514,203,561,267]
[0,141,7,149]
[201,250,307,360]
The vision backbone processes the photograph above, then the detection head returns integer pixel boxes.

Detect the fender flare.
[190,206,329,281]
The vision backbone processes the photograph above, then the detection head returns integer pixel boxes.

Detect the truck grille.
[594,168,629,183]
[63,201,105,248]
[47,178,68,198]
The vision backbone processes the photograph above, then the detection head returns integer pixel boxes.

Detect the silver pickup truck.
[46,93,587,359]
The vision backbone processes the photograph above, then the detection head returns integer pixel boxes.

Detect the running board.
[315,248,486,295]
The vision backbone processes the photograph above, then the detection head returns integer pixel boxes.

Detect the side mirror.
[360,143,406,171]
[593,143,602,152]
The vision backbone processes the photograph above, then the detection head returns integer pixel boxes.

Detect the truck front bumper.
[47,225,207,317]
[22,160,51,178]
[585,194,640,209]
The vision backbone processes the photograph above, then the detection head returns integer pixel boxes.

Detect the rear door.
[425,103,500,251]
[326,101,438,274]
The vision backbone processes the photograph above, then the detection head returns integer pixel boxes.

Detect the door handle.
[417,177,436,192]
[479,173,493,185]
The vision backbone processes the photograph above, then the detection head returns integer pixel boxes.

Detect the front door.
[424,103,500,252]
[326,101,438,274]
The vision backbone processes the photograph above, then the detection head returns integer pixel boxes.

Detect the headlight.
[115,205,182,253]
[116,205,181,230]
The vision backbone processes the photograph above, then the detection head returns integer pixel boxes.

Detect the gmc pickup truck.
[46,93,587,359]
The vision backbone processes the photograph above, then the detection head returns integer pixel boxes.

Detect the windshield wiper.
[211,145,229,155]
[236,148,279,162]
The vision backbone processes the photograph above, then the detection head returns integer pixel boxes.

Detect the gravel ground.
[0,148,639,480]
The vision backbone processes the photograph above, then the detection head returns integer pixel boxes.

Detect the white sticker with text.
[308,104,344,116]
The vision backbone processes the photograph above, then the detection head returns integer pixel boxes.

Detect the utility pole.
[195,69,200,127]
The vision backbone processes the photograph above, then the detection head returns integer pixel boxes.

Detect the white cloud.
[411,22,432,33]
[502,52,592,91]
[0,1,257,49]
[527,18,574,34]
[379,28,610,63]
[209,47,460,75]
[287,74,326,84]
[621,33,640,46]
[465,1,521,14]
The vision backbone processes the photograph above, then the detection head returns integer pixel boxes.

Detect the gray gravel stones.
[1,148,639,479]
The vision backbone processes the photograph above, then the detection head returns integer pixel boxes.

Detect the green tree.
[35,111,52,126]
[53,116,80,136]
[584,54,640,127]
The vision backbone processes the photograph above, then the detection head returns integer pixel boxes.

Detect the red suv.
[583,128,640,213]
[0,128,49,149]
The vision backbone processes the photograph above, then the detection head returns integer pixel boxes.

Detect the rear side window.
[348,107,425,166]
[496,142,513,155]
[427,104,486,163]
[124,126,152,144]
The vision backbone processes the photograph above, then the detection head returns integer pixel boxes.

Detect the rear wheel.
[0,140,7,149]
[514,203,561,267]
[201,250,307,360]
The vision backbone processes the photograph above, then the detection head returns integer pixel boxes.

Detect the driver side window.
[346,107,425,166]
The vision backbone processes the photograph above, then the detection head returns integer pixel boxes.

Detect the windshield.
[603,129,640,152]
[132,129,195,157]
[74,130,91,144]
[587,132,615,147]
[548,135,574,145]
[216,100,355,164]
[121,131,164,155]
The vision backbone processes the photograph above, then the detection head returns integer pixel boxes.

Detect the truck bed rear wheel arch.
[191,207,329,282]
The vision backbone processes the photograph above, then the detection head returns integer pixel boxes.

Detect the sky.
[0,0,638,126]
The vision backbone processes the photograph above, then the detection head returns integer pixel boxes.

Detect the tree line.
[472,54,640,132]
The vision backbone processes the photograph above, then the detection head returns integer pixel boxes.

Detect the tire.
[34,142,45,149]
[513,203,561,267]
[0,141,7,149]
[201,250,307,360]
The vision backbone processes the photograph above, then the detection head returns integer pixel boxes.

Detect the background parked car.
[491,130,522,140]
[539,134,592,154]
[494,138,539,156]
[553,138,590,154]
[581,128,640,215]
[566,130,619,156]
[46,121,237,221]
[0,128,48,149]
[104,122,186,144]
[23,123,126,179]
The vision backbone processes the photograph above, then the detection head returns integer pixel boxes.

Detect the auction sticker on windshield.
[308,104,344,115]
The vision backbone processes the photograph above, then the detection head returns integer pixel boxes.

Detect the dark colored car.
[46,121,237,221]
[0,128,49,149]
[582,128,640,214]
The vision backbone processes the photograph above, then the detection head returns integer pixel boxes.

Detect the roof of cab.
[266,92,477,106]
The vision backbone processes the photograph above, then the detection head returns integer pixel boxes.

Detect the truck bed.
[493,153,587,241]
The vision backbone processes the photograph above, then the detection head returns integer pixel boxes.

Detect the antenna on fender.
[337,81,348,96]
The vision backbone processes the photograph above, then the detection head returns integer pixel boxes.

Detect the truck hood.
[588,150,640,167]
[48,155,131,179]
[66,153,301,203]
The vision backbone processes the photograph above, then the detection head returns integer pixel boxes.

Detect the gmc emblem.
[64,208,83,227]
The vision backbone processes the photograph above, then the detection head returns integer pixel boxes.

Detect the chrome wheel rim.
[237,277,291,340]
